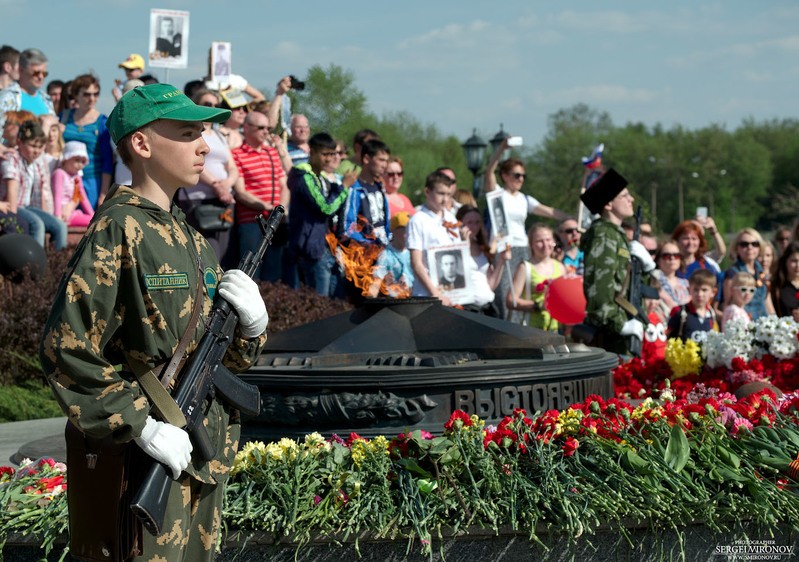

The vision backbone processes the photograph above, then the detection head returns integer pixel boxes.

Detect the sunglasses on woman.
[737,240,760,248]
[659,253,680,260]
[736,286,756,294]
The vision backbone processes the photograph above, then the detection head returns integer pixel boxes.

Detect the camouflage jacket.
[581,218,635,333]
[40,185,266,484]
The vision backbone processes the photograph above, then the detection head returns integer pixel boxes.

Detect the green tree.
[527,104,615,220]
[288,64,375,141]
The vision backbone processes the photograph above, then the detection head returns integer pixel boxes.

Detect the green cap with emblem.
[107,83,231,144]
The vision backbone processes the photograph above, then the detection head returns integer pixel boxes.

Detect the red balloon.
[544,276,586,324]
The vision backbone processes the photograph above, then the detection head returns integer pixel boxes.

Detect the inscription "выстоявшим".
[453,375,613,418]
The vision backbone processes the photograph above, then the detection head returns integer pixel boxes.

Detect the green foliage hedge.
[0,248,352,421]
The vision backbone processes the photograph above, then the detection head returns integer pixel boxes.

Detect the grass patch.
[0,380,62,422]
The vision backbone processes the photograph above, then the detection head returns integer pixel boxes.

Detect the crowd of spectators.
[0,44,796,353]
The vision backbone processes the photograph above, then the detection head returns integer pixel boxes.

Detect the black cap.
[580,168,628,214]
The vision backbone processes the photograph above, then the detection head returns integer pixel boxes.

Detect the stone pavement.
[0,416,66,466]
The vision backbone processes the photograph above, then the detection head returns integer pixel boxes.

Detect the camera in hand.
[289,75,305,91]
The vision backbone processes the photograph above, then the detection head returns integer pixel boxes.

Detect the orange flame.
[326,218,411,298]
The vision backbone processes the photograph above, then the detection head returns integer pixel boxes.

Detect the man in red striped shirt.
[232,110,290,281]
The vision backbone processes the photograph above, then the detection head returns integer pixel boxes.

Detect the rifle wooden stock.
[131,206,285,536]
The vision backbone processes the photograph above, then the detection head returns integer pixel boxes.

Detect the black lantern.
[461,129,487,198]
[490,123,511,161]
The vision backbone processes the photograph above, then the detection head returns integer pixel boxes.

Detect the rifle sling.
[615,258,636,317]
[125,234,206,429]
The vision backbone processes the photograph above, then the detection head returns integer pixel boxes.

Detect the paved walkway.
[0,416,67,466]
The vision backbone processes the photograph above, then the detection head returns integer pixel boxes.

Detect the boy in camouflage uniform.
[579,168,654,355]
[39,84,269,561]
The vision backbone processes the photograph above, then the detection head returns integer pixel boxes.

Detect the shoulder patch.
[143,273,189,290]
[618,247,630,259]
[204,267,219,299]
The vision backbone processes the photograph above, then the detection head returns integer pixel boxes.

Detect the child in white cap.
[51,140,93,226]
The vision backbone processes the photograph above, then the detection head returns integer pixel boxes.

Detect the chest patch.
[204,267,219,299]
[143,273,189,290]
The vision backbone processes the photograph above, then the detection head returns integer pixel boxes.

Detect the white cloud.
[550,9,646,34]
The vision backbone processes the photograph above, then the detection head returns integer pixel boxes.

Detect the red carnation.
[444,410,473,431]
[562,436,579,457]
[731,357,747,371]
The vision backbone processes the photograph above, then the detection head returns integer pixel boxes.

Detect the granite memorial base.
[5,522,797,562]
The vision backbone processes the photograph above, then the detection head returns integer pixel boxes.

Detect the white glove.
[134,416,193,479]
[629,240,656,273]
[218,269,268,338]
[620,319,644,341]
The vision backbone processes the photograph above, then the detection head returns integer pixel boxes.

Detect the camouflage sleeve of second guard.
[39,215,149,443]
[583,229,628,332]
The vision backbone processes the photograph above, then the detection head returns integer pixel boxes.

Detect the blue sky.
[4,1,798,148]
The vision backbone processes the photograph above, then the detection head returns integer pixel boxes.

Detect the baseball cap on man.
[107,83,231,144]
[119,54,145,70]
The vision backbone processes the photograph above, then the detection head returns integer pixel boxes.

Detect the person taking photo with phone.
[484,135,569,319]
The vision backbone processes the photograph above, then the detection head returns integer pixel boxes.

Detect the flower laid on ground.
[0,457,68,557]
[615,315,799,400]
[6,393,799,560]
[665,338,703,378]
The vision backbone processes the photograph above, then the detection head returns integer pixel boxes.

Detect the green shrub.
[0,247,352,391]
[0,249,72,386]
[0,379,62,422]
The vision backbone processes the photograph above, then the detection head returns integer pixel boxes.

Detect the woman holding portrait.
[456,204,508,315]
[484,137,568,319]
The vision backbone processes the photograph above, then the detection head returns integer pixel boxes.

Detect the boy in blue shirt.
[667,268,719,341]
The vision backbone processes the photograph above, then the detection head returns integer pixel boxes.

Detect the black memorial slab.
[241,298,618,441]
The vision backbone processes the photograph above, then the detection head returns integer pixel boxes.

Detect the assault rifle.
[615,206,658,357]
[131,206,284,536]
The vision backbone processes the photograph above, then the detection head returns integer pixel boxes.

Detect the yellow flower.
[351,440,368,468]
[265,442,284,461]
[469,415,486,432]
[665,338,703,379]
[631,399,663,422]
[232,440,267,474]
[369,435,390,456]
[556,408,584,435]
[303,432,331,456]
[277,437,299,461]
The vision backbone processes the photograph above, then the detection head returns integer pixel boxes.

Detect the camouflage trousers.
[133,475,224,562]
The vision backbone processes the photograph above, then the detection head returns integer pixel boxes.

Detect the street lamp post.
[462,129,487,199]
[490,124,511,162]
